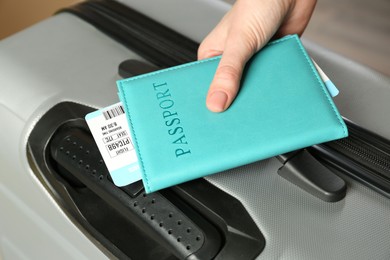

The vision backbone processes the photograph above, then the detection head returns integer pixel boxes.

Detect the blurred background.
[0,0,81,38]
[0,0,389,75]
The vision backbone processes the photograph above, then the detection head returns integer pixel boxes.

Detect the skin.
[198,0,317,112]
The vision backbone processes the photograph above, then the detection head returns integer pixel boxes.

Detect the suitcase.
[1,1,389,259]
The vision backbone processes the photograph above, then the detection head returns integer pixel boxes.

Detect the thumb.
[206,33,259,112]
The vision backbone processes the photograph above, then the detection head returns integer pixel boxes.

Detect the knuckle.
[215,64,240,82]
[198,47,222,60]
[197,47,206,59]
[197,42,209,58]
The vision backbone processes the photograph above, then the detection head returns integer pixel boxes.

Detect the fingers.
[274,0,317,38]
[197,31,224,60]
[199,0,282,112]
[197,10,232,60]
[198,0,317,113]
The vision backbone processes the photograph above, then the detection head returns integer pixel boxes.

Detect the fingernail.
[207,91,228,112]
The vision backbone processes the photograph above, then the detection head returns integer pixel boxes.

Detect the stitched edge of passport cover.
[118,35,348,192]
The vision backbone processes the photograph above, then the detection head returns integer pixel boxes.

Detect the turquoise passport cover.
[117,35,348,193]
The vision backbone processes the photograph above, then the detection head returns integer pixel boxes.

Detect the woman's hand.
[198,0,317,112]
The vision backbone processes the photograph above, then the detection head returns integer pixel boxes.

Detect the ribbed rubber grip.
[50,127,209,259]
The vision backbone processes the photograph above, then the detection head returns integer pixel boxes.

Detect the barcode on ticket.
[103,105,125,120]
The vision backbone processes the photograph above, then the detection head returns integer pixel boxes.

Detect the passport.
[117,35,348,193]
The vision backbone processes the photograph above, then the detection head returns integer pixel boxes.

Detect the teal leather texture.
[117,35,348,193]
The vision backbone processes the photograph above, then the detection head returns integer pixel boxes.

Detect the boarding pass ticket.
[85,103,142,186]
[86,63,339,187]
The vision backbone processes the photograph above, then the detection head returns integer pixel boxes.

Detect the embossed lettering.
[159,99,174,109]
[156,88,171,100]
[153,81,191,158]
[162,110,178,119]
[168,127,184,136]
[175,148,191,158]
[173,135,188,145]
[153,82,168,90]
[165,118,181,127]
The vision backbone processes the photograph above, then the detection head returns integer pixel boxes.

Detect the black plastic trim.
[174,180,266,260]
[277,149,347,202]
[49,124,221,260]
[310,118,390,198]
